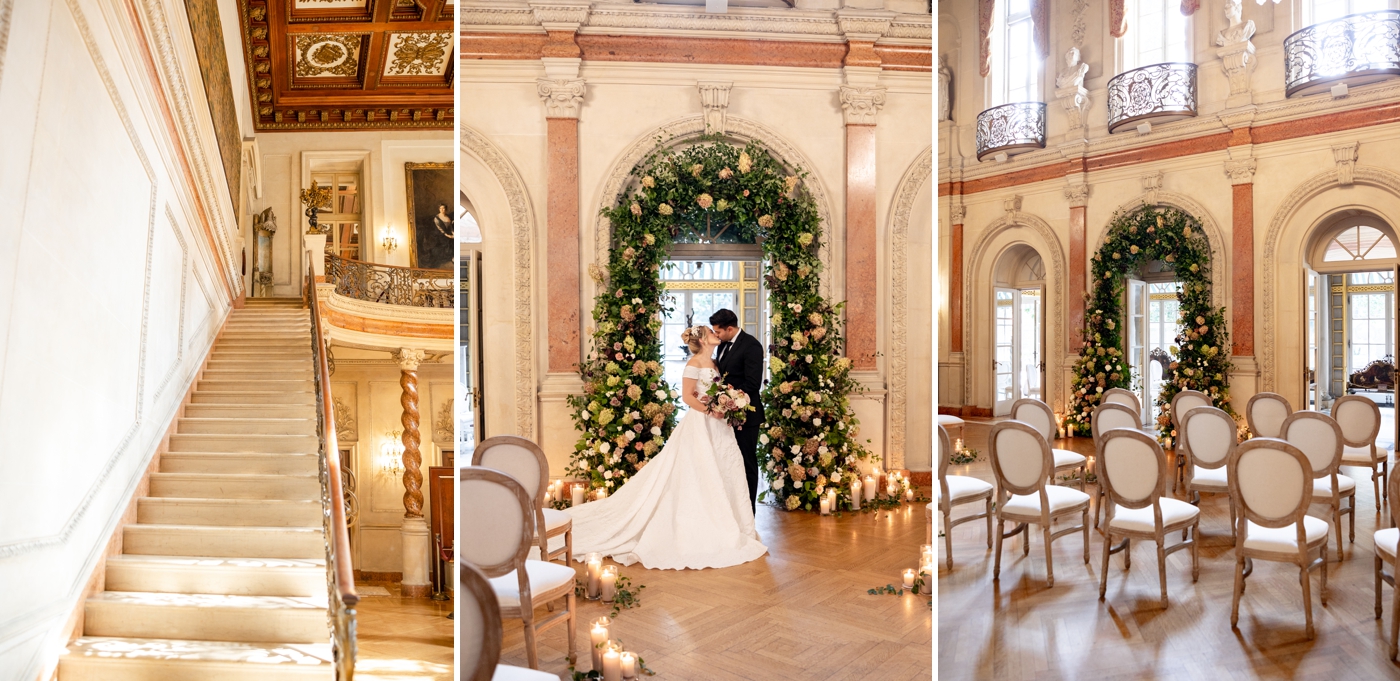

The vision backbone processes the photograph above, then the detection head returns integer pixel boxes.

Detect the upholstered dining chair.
[1372,468,1400,659]
[460,467,577,669]
[1246,392,1292,439]
[1170,390,1212,492]
[1096,429,1200,607]
[1228,438,1329,640]
[474,436,573,569]
[989,420,1091,588]
[461,561,559,681]
[1102,388,1141,415]
[1180,406,1238,539]
[1334,395,1391,511]
[1282,411,1355,557]
[1090,402,1141,528]
[1011,398,1087,490]
[938,413,966,441]
[937,424,993,569]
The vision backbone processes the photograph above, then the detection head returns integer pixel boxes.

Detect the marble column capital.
[839,85,886,126]
[1063,182,1091,207]
[537,78,587,119]
[394,347,426,371]
[698,81,733,134]
[1224,159,1257,185]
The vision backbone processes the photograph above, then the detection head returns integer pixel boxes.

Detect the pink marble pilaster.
[950,223,963,353]
[547,117,581,373]
[845,124,878,369]
[1069,205,1087,350]
[1232,183,1254,356]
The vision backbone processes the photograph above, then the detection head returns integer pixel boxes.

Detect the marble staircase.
[60,301,337,680]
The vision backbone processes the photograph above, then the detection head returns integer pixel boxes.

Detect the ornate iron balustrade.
[1284,11,1400,97]
[307,252,358,681]
[325,255,454,309]
[1106,63,1198,133]
[975,102,1047,161]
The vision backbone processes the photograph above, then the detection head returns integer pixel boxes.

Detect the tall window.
[1123,0,1191,71]
[1306,0,1391,26]
[990,0,1039,105]
[311,172,362,260]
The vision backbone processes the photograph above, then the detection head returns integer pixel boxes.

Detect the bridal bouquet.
[701,381,754,428]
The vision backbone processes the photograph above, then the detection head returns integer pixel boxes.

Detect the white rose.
[632,298,642,304]
[600,442,611,454]
[655,390,667,399]
[805,355,813,363]
[670,390,679,399]
[651,426,662,436]
[582,410,591,421]
[604,470,613,479]
[626,431,636,440]
[794,304,803,313]
[759,434,770,445]
[607,480,615,487]
[813,418,822,427]
[771,479,784,490]
[838,422,846,430]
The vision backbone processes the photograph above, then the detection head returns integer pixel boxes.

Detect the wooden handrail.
[310,253,359,605]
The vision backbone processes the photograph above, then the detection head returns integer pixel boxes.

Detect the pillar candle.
[954,438,964,452]
[597,488,609,500]
[600,565,618,602]
[544,489,553,505]
[590,621,609,670]
[620,651,637,679]
[903,569,916,589]
[864,475,877,501]
[603,644,622,681]
[905,488,914,501]
[851,480,862,510]
[819,497,831,515]
[572,485,585,507]
[586,554,603,599]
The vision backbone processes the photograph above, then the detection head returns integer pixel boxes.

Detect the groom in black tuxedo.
[710,309,765,512]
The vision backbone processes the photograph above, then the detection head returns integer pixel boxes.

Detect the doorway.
[992,246,1046,416]
[659,260,768,414]
[1122,279,1184,425]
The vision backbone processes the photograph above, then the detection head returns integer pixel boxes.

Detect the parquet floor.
[355,581,455,680]
[497,502,934,680]
[938,420,1400,681]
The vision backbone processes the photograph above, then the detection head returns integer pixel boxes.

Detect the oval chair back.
[938,424,951,481]
[988,420,1052,498]
[1103,388,1141,414]
[1390,467,1400,530]
[1010,398,1056,442]
[1246,392,1292,439]
[1171,390,1212,434]
[474,436,551,558]
[461,561,504,681]
[1093,402,1141,451]
[1281,411,1343,480]
[1229,439,1314,533]
[1333,395,1382,450]
[1181,406,1236,470]
[460,467,535,581]
[1099,429,1167,513]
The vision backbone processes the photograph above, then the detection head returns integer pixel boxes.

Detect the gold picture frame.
[405,161,454,269]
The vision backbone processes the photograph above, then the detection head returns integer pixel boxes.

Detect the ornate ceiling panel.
[238,0,455,131]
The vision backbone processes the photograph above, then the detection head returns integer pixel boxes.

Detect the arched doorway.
[1303,212,1400,412]
[991,244,1045,415]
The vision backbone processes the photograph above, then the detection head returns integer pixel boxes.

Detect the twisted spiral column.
[395,348,426,519]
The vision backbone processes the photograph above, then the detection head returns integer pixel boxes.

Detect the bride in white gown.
[566,325,768,570]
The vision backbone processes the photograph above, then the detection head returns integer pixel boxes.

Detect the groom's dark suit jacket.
[716,330,765,428]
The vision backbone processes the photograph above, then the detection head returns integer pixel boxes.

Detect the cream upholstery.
[1377,527,1399,560]
[937,415,965,427]
[937,424,993,568]
[1109,499,1201,534]
[1002,486,1091,516]
[936,475,993,502]
[1101,436,1158,502]
[542,508,571,533]
[489,561,578,608]
[461,477,530,568]
[1243,517,1329,553]
[1283,411,1354,555]
[1247,393,1291,439]
[1237,449,1306,519]
[1103,388,1140,413]
[1344,444,1384,464]
[1053,449,1087,467]
[493,666,559,681]
[1186,412,1233,467]
[1091,402,1142,528]
[1012,398,1086,489]
[475,436,573,569]
[1312,475,1356,498]
[1190,466,1228,489]
[995,428,1046,488]
[1334,395,1389,512]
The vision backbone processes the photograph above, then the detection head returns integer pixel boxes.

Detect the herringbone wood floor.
[497,502,934,680]
[939,420,1400,681]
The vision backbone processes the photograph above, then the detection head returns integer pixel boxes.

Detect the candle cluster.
[825,466,918,513]
[589,617,641,680]
[906,544,935,591]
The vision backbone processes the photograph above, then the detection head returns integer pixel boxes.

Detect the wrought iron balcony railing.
[325,254,454,309]
[1284,10,1400,97]
[975,102,1047,161]
[1106,63,1198,133]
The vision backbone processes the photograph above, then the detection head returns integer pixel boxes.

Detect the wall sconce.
[381,228,399,255]
[379,430,405,476]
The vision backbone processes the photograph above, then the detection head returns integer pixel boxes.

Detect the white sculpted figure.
[1216,0,1255,47]
[1055,47,1090,90]
[938,54,952,122]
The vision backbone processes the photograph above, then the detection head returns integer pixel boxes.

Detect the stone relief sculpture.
[1055,47,1090,89]
[1216,0,1255,46]
[1055,47,1091,133]
[252,207,277,297]
[938,54,952,122]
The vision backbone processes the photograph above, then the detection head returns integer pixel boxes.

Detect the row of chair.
[462,436,581,677]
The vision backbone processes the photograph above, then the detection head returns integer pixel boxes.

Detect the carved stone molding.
[537,78,586,119]
[1225,158,1257,185]
[333,396,357,442]
[1003,195,1023,215]
[1063,182,1091,207]
[592,115,838,300]
[433,399,454,443]
[1055,85,1091,133]
[950,202,967,223]
[697,81,733,135]
[461,125,537,438]
[1259,164,1400,392]
[1334,143,1359,186]
[1141,171,1165,205]
[962,210,1067,411]
[838,86,886,126]
[1217,41,1256,100]
[394,347,426,371]
[887,146,933,470]
[1070,0,1089,45]
[530,1,591,30]
[836,11,894,41]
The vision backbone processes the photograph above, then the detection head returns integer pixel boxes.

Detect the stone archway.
[887,145,933,468]
[1096,191,1228,308]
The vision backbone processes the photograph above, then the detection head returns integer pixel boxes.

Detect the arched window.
[1304,0,1392,27]
[1322,224,1398,262]
[1121,0,1192,71]
[990,0,1040,105]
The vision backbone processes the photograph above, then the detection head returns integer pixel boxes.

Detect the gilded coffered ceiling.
[238,0,454,131]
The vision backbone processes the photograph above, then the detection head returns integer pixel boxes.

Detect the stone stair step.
[122,524,324,559]
[150,472,319,500]
[190,391,316,406]
[104,555,325,597]
[168,433,317,453]
[177,418,314,436]
[137,497,322,526]
[200,372,313,383]
[182,404,317,419]
[197,380,315,393]
[160,453,320,475]
[82,592,327,643]
[59,638,332,681]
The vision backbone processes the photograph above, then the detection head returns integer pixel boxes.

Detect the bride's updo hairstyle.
[680,325,712,354]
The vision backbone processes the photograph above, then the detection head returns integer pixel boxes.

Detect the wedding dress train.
[566,366,768,570]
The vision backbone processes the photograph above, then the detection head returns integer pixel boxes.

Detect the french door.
[1125,279,1150,424]
[459,248,483,457]
[992,287,1044,415]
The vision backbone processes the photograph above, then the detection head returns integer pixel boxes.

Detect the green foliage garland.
[1065,205,1237,445]
[567,138,871,509]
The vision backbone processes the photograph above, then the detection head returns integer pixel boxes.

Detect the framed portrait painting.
[405,162,454,270]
